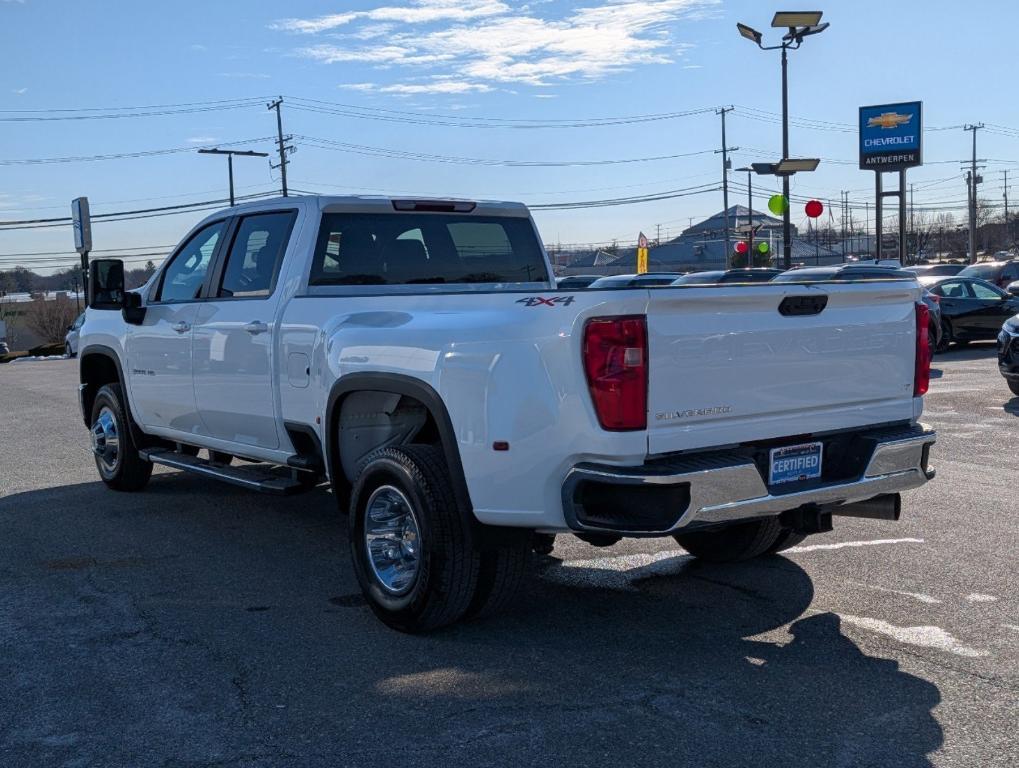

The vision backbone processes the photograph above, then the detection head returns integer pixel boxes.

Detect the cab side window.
[218,211,297,298]
[934,281,971,299]
[156,221,225,302]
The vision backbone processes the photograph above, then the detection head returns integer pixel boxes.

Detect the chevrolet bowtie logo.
[868,112,912,129]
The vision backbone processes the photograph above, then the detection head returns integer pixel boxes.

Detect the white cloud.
[12,87,27,94]
[272,1,508,33]
[340,80,492,95]
[275,0,712,92]
[187,136,219,143]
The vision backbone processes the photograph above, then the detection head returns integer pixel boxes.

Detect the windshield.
[309,213,549,286]
[959,263,1000,280]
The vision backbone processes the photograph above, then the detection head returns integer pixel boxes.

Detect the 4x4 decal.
[516,296,576,307]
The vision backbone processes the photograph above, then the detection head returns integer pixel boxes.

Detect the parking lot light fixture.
[737,22,763,45]
[775,158,821,175]
[735,10,828,269]
[772,11,823,28]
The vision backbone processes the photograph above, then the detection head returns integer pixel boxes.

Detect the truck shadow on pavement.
[0,475,943,767]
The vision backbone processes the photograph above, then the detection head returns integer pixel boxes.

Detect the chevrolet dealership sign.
[859,101,922,170]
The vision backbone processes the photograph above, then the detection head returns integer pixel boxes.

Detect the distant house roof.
[678,205,794,239]
[566,249,625,267]
[649,236,842,268]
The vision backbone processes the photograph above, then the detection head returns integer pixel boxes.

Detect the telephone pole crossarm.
[267,97,295,197]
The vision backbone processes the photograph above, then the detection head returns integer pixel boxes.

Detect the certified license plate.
[769,442,823,485]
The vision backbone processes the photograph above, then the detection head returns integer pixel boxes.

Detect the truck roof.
[215,194,531,219]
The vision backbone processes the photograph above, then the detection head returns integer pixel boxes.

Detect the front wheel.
[349,445,480,633]
[673,518,784,562]
[90,383,152,491]
[1008,379,1019,397]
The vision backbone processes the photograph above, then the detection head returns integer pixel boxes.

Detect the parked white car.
[77,195,936,631]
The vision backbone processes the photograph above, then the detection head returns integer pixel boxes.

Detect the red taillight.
[583,316,648,431]
[914,302,931,396]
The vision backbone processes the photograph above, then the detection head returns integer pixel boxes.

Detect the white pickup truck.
[79,194,936,632]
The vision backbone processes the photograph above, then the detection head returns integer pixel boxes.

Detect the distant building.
[642,206,841,270]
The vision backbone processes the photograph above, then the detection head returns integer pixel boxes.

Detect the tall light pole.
[197,148,269,206]
[735,166,755,258]
[737,12,829,269]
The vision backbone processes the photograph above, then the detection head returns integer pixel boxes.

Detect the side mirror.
[123,291,146,325]
[1007,281,1019,297]
[88,259,125,310]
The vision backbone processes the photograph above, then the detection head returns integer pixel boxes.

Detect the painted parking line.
[845,580,941,605]
[833,613,988,658]
[783,538,925,554]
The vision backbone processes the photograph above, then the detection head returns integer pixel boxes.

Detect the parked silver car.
[65,312,86,357]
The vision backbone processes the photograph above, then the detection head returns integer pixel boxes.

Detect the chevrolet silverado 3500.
[78,195,936,631]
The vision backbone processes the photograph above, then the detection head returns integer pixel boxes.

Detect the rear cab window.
[308,213,549,288]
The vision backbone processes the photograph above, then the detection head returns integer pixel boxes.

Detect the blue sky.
[3,0,1019,271]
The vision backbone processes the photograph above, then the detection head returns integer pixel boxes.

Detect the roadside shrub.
[24,296,78,345]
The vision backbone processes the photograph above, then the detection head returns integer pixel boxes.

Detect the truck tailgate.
[645,281,920,455]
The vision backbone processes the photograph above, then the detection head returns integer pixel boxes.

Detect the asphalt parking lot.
[1,349,1016,767]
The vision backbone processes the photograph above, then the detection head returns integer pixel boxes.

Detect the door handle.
[243,320,268,335]
[172,321,191,334]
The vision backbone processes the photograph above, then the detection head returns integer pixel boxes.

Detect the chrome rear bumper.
[562,423,936,537]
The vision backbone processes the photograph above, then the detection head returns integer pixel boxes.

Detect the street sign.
[636,232,649,274]
[72,197,92,254]
[859,102,922,170]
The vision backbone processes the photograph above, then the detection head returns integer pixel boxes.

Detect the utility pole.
[909,183,915,261]
[267,97,294,197]
[964,123,984,263]
[1003,169,1011,248]
[716,106,737,266]
[840,191,847,263]
[865,201,870,256]
[656,223,662,246]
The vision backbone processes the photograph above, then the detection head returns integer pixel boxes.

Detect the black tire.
[349,445,479,633]
[673,518,784,562]
[937,320,952,353]
[90,383,152,492]
[765,528,807,554]
[1008,380,1019,397]
[466,531,531,620]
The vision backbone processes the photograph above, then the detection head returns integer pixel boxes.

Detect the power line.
[0,98,267,123]
[287,96,718,129]
[297,135,715,167]
[0,192,279,231]
[0,244,175,257]
[0,136,274,166]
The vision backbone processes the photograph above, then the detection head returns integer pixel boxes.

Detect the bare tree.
[24,296,78,346]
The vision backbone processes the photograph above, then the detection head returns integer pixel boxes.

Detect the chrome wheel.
[90,406,120,475]
[363,485,421,596]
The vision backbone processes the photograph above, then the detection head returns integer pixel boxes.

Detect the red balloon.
[734,240,748,254]
[805,200,824,218]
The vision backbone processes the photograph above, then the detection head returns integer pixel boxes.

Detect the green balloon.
[757,241,770,254]
[768,194,788,215]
